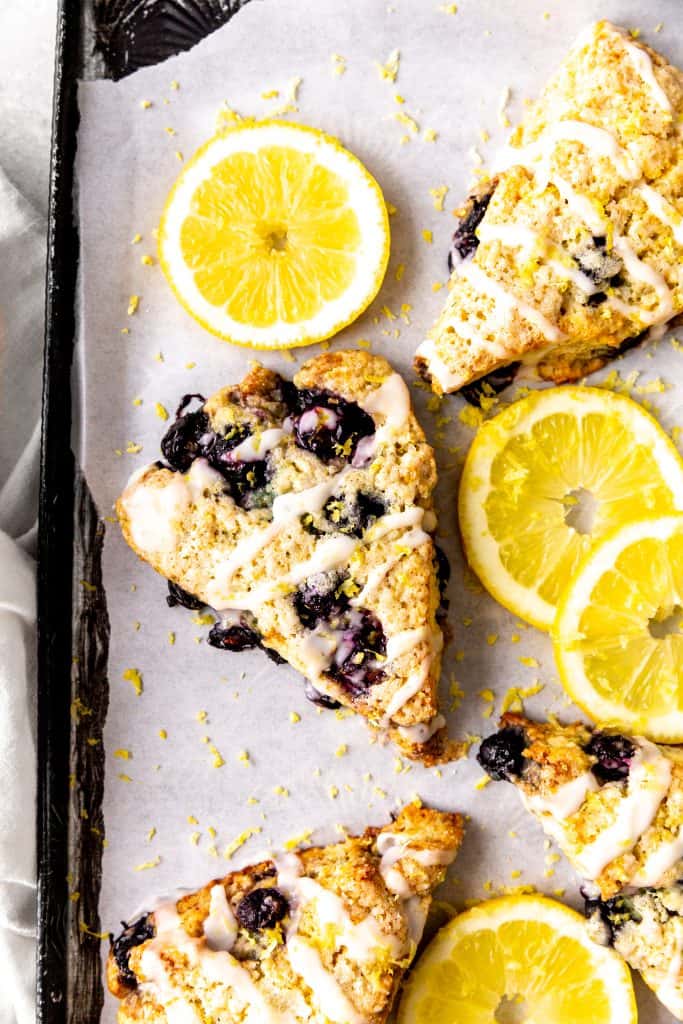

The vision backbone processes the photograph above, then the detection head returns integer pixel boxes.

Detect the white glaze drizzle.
[229,427,288,462]
[619,33,672,112]
[458,260,565,342]
[613,235,674,322]
[477,221,600,294]
[385,626,433,662]
[381,631,444,725]
[414,337,470,393]
[631,828,683,889]
[574,740,671,880]
[397,714,446,745]
[522,771,599,820]
[140,900,293,1024]
[124,473,191,554]
[637,184,683,245]
[496,118,641,182]
[203,884,238,952]
[375,831,457,898]
[285,936,365,1024]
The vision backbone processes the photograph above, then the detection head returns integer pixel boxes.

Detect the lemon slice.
[159,121,390,348]
[554,514,683,741]
[458,386,683,629]
[398,895,636,1024]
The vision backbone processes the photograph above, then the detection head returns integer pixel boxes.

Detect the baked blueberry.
[161,407,211,472]
[166,581,204,610]
[111,914,155,988]
[291,388,375,463]
[477,727,527,781]
[235,887,289,932]
[574,237,623,291]
[323,492,386,537]
[327,609,387,698]
[207,621,262,652]
[584,892,641,945]
[303,679,342,709]
[459,362,521,406]
[585,732,635,783]
[448,184,495,269]
[293,572,349,629]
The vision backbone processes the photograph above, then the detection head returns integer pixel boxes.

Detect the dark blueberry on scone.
[459,361,522,407]
[207,619,262,653]
[303,679,341,709]
[584,732,635,783]
[235,887,289,932]
[166,580,204,609]
[111,913,155,988]
[106,804,464,1020]
[291,388,375,463]
[327,609,387,698]
[416,22,683,396]
[293,571,349,629]
[447,181,496,268]
[117,351,455,763]
[477,726,527,781]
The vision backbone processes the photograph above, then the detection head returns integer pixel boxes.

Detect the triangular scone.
[117,350,454,764]
[415,21,683,400]
[478,714,683,1019]
[107,804,464,1024]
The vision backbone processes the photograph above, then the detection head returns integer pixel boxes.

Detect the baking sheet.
[74,1,683,1018]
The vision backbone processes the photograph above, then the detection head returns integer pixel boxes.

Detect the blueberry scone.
[479,714,683,1019]
[117,351,454,763]
[415,21,683,402]
[107,803,463,1023]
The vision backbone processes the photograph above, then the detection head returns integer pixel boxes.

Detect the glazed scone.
[117,351,455,763]
[415,21,683,401]
[478,713,683,1019]
[585,885,683,1022]
[107,804,464,1024]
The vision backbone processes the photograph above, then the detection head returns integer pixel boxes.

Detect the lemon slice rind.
[553,513,683,741]
[398,895,636,1024]
[159,121,390,349]
[458,386,683,630]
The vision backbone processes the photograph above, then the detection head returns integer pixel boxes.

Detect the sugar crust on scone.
[117,351,458,764]
[107,804,464,1024]
[416,21,683,396]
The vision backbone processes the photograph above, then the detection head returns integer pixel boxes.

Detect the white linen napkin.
[0,166,44,1024]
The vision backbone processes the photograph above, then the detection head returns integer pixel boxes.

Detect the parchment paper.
[75,1,683,1019]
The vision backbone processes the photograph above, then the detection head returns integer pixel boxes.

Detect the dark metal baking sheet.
[38,4,252,1020]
